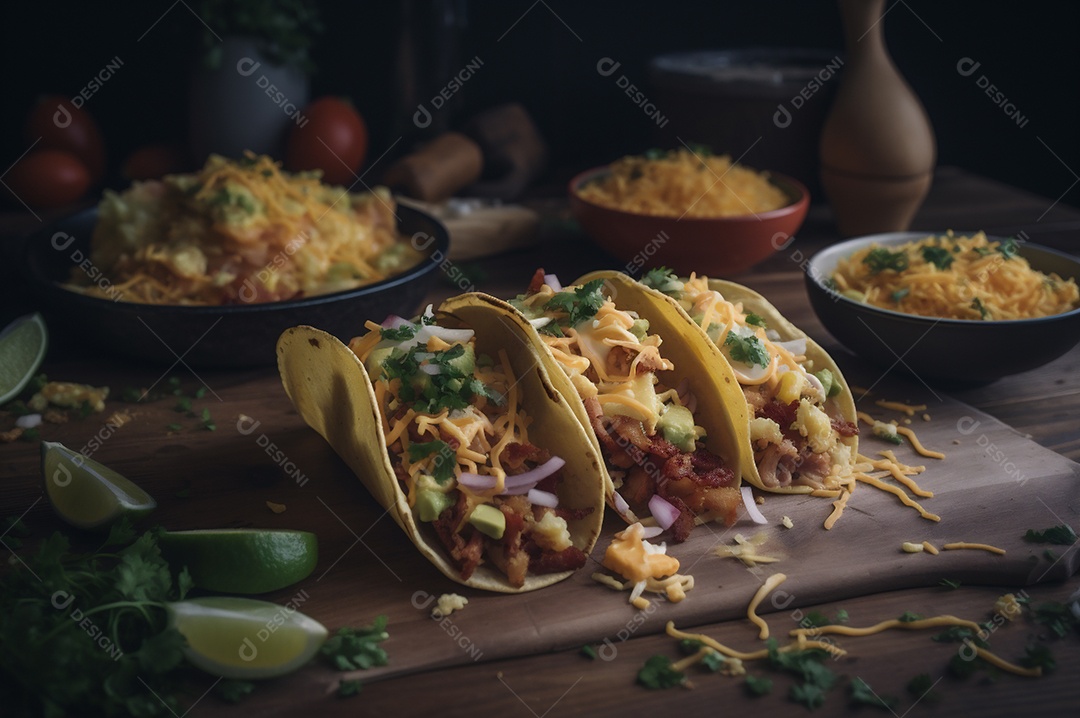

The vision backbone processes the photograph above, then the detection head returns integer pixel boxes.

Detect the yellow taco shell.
[276,312,606,593]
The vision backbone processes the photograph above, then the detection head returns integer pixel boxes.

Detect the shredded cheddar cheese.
[746,573,787,640]
[874,399,928,416]
[791,615,981,638]
[922,541,939,555]
[943,542,1006,555]
[823,489,852,530]
[665,622,847,662]
[896,426,946,459]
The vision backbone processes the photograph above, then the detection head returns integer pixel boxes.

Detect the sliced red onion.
[544,274,562,292]
[741,486,768,524]
[648,494,681,531]
[774,338,807,356]
[457,473,498,491]
[684,393,698,415]
[419,363,442,376]
[505,457,565,489]
[640,526,665,540]
[527,488,559,508]
[382,315,412,329]
[676,377,689,396]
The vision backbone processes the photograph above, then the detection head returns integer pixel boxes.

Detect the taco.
[449,271,750,543]
[629,269,860,494]
[276,303,606,593]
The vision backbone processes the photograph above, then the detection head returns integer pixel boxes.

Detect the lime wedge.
[0,313,47,405]
[159,529,318,595]
[42,441,157,530]
[167,596,328,679]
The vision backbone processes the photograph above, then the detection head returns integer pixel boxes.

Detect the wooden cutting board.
[0,358,1076,699]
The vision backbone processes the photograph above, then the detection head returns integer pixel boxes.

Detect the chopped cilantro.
[701,652,725,672]
[790,682,826,710]
[906,673,940,703]
[921,245,955,270]
[637,655,685,689]
[678,638,704,655]
[1020,643,1056,674]
[997,237,1020,259]
[1045,549,1058,561]
[544,279,606,328]
[801,611,832,629]
[320,616,390,671]
[1031,602,1080,638]
[408,440,456,484]
[121,387,145,403]
[174,397,192,413]
[898,611,923,623]
[200,408,216,431]
[891,287,910,303]
[166,423,183,432]
[724,331,769,368]
[193,386,207,399]
[640,267,683,297]
[863,247,909,274]
[932,625,987,648]
[4,400,31,415]
[973,246,994,257]
[337,679,363,698]
[78,400,94,418]
[939,578,961,590]
[744,674,773,697]
[971,297,991,320]
[948,652,987,679]
[580,645,597,660]
[20,428,40,442]
[380,324,418,342]
[538,321,564,337]
[833,609,849,624]
[1023,524,1077,545]
[745,313,767,328]
[849,678,896,710]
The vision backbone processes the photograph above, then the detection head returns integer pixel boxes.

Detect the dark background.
[2,0,1078,208]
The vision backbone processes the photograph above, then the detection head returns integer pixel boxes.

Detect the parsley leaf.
[1023,524,1077,546]
[380,323,418,342]
[898,611,923,623]
[724,331,769,368]
[863,247,909,274]
[744,674,773,696]
[637,655,685,689]
[321,616,390,671]
[745,313,767,328]
[921,245,955,270]
[932,626,987,647]
[701,652,726,672]
[544,279,606,327]
[338,679,363,698]
[790,682,826,710]
[580,645,597,660]
[1020,644,1056,674]
[849,678,897,709]
[1031,602,1080,638]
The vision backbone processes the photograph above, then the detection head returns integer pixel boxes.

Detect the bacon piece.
[527,544,588,574]
[666,495,695,543]
[620,465,656,511]
[500,441,551,474]
[431,494,484,579]
[585,397,637,468]
[527,267,547,294]
[690,449,737,487]
[758,399,799,433]
[488,503,529,588]
[831,417,859,437]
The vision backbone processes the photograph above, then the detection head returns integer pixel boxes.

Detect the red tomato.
[24,95,106,185]
[285,97,368,185]
[4,150,91,209]
[122,144,188,181]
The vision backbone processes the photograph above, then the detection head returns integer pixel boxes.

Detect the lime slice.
[0,312,47,405]
[159,529,318,594]
[42,441,157,530]
[167,596,328,679]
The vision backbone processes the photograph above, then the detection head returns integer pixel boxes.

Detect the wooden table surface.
[1,166,1079,717]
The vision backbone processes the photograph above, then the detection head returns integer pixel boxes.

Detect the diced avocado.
[416,486,454,522]
[629,318,650,340]
[445,343,475,376]
[468,504,506,539]
[657,404,696,452]
[509,297,544,319]
[364,346,394,379]
[814,368,841,398]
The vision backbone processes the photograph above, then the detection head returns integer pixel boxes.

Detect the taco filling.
[347,306,590,587]
[641,269,858,491]
[512,270,740,542]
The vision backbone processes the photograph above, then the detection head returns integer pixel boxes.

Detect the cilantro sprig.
[640,267,683,297]
[863,247,909,274]
[544,279,606,328]
[408,440,457,484]
[921,245,955,270]
[724,331,769,368]
[1023,524,1077,546]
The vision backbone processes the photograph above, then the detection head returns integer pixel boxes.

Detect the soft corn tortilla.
[600,273,859,494]
[276,313,606,593]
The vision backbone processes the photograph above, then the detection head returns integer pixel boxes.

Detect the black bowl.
[24,206,449,367]
[805,231,1080,385]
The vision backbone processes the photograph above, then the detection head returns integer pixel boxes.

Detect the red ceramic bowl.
[569,166,809,277]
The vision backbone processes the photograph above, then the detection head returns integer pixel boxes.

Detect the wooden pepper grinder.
[820,0,936,237]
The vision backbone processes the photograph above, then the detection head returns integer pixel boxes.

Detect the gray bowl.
[25,206,449,368]
[805,231,1080,385]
